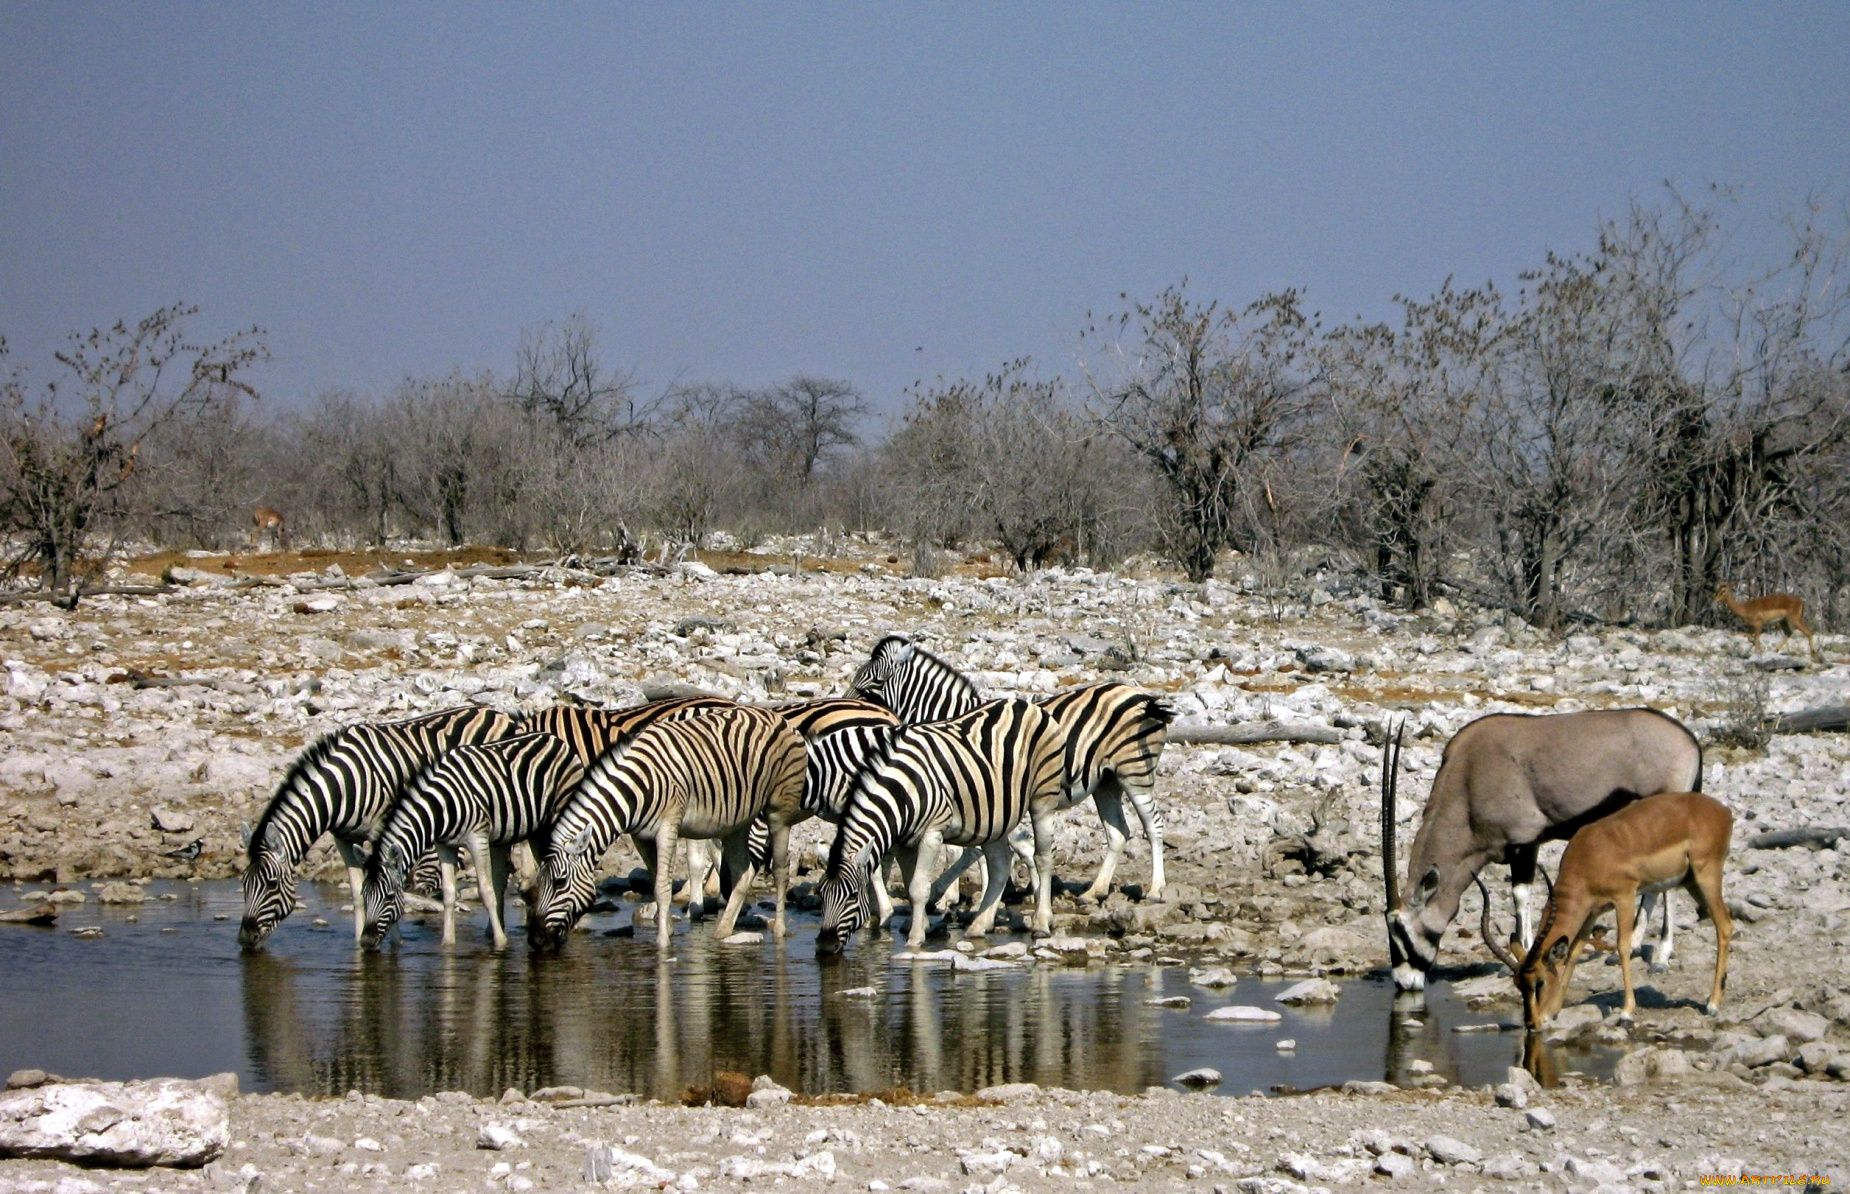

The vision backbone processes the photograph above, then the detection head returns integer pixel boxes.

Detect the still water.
[0,881,1610,1099]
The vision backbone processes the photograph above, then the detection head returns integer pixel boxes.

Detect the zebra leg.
[336,838,369,943]
[767,819,792,940]
[1631,890,1656,958]
[872,857,897,927]
[713,830,760,938]
[1077,786,1132,903]
[927,847,981,913]
[1649,890,1676,970]
[1029,806,1056,937]
[436,844,461,948]
[903,832,944,950]
[1009,823,1036,894]
[652,824,680,950]
[466,833,510,944]
[1124,780,1166,900]
[967,838,1014,938]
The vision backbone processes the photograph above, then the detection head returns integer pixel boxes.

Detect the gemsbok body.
[240,705,518,949]
[1384,708,1702,990]
[851,634,1173,901]
[361,732,584,950]
[815,699,1068,954]
[1715,583,1818,660]
[528,705,806,951]
[1514,791,1733,1026]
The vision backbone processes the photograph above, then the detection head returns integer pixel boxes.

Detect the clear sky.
[2,5,1846,414]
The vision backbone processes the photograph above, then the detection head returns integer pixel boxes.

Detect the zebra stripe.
[849,636,1176,899]
[517,696,733,766]
[530,705,806,950]
[849,635,979,725]
[361,731,584,950]
[239,704,517,950]
[816,698,1067,953]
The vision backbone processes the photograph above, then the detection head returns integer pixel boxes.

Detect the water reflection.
[0,881,1592,1099]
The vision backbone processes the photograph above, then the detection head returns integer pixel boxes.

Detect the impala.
[1715,583,1818,660]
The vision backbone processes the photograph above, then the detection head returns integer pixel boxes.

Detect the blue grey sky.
[3,5,1846,414]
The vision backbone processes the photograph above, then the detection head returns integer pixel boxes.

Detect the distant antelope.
[1383,708,1703,991]
[252,506,287,551]
[1504,791,1733,1027]
[1715,583,1817,659]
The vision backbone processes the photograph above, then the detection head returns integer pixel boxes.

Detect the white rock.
[1205,1005,1283,1023]
[1375,1151,1416,1179]
[477,1123,524,1150]
[1425,1134,1481,1165]
[1187,966,1238,988]
[0,1079,229,1167]
[1274,978,1341,1005]
[974,1082,1040,1103]
[584,1144,676,1185]
[1172,1067,1222,1088]
[745,1076,793,1108]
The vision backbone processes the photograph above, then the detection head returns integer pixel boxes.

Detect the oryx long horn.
[1381,719,1404,914]
[1476,875,1521,972]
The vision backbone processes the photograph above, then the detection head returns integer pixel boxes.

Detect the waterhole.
[0,880,1617,1099]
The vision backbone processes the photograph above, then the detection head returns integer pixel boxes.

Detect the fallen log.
[1170,719,1345,746]
[0,583,170,606]
[1747,826,1849,851]
[107,670,258,695]
[1769,705,1850,735]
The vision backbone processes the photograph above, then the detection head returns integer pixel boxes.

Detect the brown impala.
[1498,791,1733,1027]
[1715,583,1818,660]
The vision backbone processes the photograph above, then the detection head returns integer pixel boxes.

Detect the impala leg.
[1686,866,1733,1015]
[967,838,1014,938]
[1078,787,1132,903]
[336,839,369,943]
[436,845,460,947]
[1614,893,1639,1022]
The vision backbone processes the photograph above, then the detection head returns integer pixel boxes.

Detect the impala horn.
[1476,875,1522,972]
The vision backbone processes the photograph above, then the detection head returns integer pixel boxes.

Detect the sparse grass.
[1707,667,1773,752]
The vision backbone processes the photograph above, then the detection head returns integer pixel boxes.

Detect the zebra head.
[359,839,413,950]
[848,635,913,707]
[528,820,602,953]
[815,855,876,956]
[239,847,297,951]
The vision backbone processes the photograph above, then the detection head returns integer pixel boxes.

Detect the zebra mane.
[249,726,347,862]
[827,727,907,876]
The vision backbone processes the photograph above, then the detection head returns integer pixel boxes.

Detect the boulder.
[1374,1152,1416,1179]
[1206,1005,1283,1023]
[974,1082,1040,1103]
[745,1076,792,1108]
[0,1078,228,1167]
[96,883,146,905]
[1188,966,1239,988]
[1548,1003,1603,1033]
[1425,1135,1481,1165]
[1756,1006,1829,1044]
[1295,645,1355,674]
[1172,1068,1222,1089]
[1275,978,1341,1005]
[1725,1034,1791,1069]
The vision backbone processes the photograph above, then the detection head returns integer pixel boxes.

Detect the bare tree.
[735,376,867,486]
[0,306,265,601]
[508,314,641,445]
[1085,284,1318,582]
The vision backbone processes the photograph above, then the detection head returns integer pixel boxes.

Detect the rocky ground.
[2,1068,1846,1192]
[2,537,1849,1188]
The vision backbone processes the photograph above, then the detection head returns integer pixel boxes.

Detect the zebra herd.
[237,634,1175,957]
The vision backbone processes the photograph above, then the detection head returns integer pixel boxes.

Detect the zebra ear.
[894,641,915,666]
[240,824,253,850]
[567,824,595,859]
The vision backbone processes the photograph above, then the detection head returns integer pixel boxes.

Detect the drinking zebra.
[850,634,1175,900]
[528,705,807,951]
[360,731,585,950]
[522,696,735,904]
[239,704,518,950]
[742,698,902,922]
[815,698,1068,954]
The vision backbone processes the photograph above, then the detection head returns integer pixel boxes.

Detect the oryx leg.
[1507,843,1538,951]
[967,838,1015,938]
[336,838,370,942]
[435,844,461,947]
[1077,786,1132,903]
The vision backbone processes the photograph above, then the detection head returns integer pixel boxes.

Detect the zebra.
[815,698,1068,955]
[521,696,735,905]
[741,698,901,921]
[850,634,1174,902]
[528,705,807,951]
[360,731,585,951]
[239,704,518,950]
